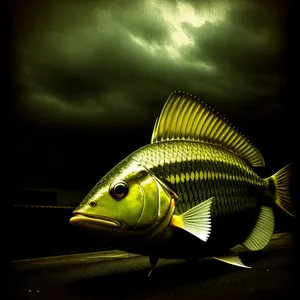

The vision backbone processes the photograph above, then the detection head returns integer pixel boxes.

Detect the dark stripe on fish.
[150,160,263,187]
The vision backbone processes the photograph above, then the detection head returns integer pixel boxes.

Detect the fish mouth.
[70,212,121,229]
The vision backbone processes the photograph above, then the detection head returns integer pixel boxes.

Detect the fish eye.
[109,181,129,200]
[89,200,97,207]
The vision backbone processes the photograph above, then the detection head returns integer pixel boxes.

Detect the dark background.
[7,0,297,261]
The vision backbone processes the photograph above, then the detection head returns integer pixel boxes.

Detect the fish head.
[70,157,175,242]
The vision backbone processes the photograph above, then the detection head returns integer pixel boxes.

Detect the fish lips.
[70,212,122,230]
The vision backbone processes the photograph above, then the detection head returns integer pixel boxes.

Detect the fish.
[70,90,294,274]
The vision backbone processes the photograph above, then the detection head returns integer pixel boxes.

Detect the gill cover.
[135,166,177,238]
[72,157,176,239]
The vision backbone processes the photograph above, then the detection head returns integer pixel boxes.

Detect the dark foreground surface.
[8,233,298,300]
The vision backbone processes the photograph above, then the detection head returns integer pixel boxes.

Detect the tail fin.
[271,163,294,217]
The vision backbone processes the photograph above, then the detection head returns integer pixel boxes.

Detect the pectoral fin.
[170,197,214,242]
[213,251,251,268]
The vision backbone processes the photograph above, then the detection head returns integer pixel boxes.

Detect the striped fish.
[70,91,293,273]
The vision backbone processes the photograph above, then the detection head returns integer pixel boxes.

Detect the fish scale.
[130,139,264,245]
[134,140,263,221]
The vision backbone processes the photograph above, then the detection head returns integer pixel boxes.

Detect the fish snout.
[69,212,121,229]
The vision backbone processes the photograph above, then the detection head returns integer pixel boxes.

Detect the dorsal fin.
[151,91,265,167]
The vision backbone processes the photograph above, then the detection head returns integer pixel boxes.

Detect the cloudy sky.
[10,0,294,194]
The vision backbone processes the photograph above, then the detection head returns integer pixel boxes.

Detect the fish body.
[70,91,293,270]
[117,140,264,257]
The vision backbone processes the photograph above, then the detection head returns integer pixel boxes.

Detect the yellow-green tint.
[190,171,195,181]
[181,173,185,183]
[74,180,144,228]
[169,174,176,184]
[185,172,190,181]
[151,91,265,167]
[73,159,162,229]
[156,178,174,222]
[207,171,211,180]
[136,176,159,228]
[166,170,260,186]
[170,214,183,229]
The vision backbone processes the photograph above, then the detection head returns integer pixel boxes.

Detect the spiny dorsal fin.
[151,91,265,167]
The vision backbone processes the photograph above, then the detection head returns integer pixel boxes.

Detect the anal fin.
[213,251,251,268]
[242,206,274,251]
[170,197,214,242]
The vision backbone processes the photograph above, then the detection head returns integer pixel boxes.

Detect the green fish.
[70,91,293,274]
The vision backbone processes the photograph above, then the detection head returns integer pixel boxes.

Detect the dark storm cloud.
[14,0,289,128]
[15,0,177,127]
[181,2,287,103]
